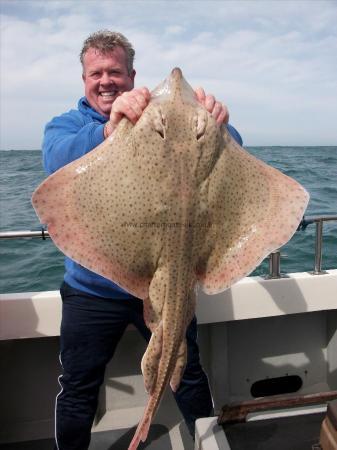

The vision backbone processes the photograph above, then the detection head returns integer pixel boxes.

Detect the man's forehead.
[83,46,127,65]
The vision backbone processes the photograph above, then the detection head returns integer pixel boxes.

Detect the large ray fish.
[32,68,309,449]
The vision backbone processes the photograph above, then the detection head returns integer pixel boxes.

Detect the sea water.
[0,147,336,294]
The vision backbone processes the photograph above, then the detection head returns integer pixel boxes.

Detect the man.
[43,30,242,449]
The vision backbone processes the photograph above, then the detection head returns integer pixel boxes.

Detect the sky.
[1,0,337,149]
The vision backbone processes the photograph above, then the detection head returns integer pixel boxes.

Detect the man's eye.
[109,71,121,77]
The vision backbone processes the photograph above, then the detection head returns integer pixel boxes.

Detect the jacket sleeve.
[42,112,105,174]
[227,124,243,146]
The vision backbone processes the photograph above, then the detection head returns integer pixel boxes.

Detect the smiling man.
[42,30,242,450]
[82,46,135,116]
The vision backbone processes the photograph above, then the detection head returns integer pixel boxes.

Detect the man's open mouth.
[99,91,117,98]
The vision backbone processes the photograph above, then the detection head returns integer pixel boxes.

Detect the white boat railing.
[0,214,336,277]
[0,229,50,239]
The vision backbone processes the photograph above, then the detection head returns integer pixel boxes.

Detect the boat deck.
[0,390,195,450]
[0,412,325,449]
[0,423,194,450]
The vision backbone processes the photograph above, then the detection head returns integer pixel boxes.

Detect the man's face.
[82,46,135,117]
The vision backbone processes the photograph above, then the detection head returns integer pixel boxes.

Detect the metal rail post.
[268,250,281,279]
[313,219,324,274]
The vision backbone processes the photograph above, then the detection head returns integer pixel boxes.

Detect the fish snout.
[170,67,183,80]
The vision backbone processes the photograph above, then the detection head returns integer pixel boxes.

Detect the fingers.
[215,104,229,125]
[194,87,229,125]
[194,87,206,104]
[110,87,151,128]
[211,100,229,125]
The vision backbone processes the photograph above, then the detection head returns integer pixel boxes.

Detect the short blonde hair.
[80,30,135,74]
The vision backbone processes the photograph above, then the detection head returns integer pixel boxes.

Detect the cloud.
[1,0,337,148]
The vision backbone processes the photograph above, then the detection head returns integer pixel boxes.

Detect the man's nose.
[100,72,113,85]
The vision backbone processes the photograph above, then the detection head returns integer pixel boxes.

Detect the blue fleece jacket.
[42,97,243,299]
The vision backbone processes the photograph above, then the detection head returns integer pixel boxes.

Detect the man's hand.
[104,85,229,138]
[194,87,229,125]
[104,87,151,137]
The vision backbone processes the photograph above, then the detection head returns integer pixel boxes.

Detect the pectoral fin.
[197,132,309,293]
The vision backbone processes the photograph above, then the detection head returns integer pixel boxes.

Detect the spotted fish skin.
[129,158,200,449]
[32,68,309,449]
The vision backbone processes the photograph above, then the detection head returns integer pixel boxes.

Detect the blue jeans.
[55,282,213,449]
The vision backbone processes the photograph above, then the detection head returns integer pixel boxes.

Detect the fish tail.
[129,334,180,449]
[169,338,187,392]
[128,397,155,449]
[141,321,163,394]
